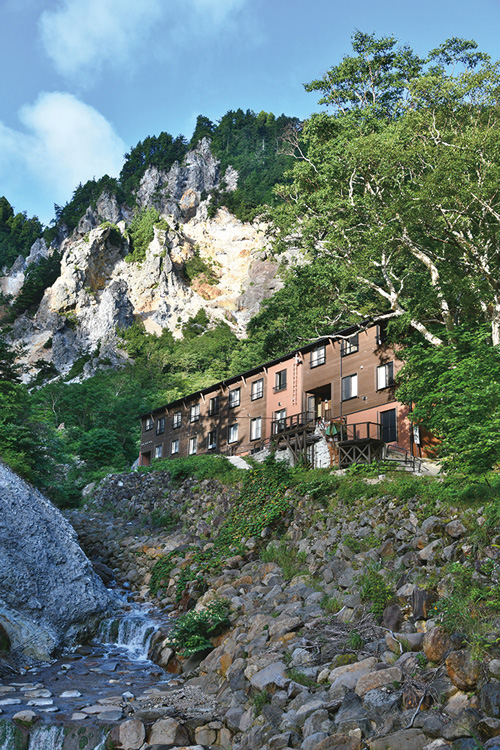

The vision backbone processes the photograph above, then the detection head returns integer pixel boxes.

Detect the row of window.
[153,417,263,458]
[144,363,395,432]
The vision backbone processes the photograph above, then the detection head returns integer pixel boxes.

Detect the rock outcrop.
[0,461,110,660]
[1,138,284,380]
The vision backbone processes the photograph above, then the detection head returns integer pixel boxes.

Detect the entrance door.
[380,409,397,443]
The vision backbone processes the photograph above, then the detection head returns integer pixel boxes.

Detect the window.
[207,429,217,450]
[172,411,182,429]
[190,403,200,422]
[274,408,287,433]
[310,345,326,368]
[341,374,358,401]
[274,369,287,392]
[228,423,238,444]
[229,388,240,408]
[189,436,197,455]
[209,395,220,415]
[154,445,162,459]
[376,321,387,345]
[341,333,359,356]
[171,439,179,454]
[250,417,262,441]
[377,362,395,390]
[156,417,165,435]
[251,378,264,401]
[144,416,154,431]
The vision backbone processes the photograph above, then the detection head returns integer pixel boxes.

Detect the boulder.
[445,650,480,690]
[422,628,452,663]
[0,462,110,659]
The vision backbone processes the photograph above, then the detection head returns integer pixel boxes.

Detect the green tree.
[397,328,500,475]
[273,33,500,346]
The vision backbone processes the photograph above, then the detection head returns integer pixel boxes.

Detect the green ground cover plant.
[149,458,293,600]
[165,599,231,657]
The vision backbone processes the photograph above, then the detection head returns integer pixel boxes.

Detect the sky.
[1,0,500,225]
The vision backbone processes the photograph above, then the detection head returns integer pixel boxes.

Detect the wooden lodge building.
[139,321,430,470]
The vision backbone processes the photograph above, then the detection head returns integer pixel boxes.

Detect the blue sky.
[1,0,500,225]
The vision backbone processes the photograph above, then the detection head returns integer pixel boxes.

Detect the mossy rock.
[332,653,357,667]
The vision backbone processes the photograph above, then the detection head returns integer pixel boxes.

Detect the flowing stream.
[0,589,173,749]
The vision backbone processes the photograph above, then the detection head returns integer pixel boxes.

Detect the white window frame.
[228,423,239,444]
[172,411,182,429]
[171,439,179,454]
[377,362,394,390]
[144,416,154,431]
[251,378,264,401]
[189,436,197,455]
[190,403,200,422]
[310,345,326,368]
[209,395,220,415]
[341,373,358,401]
[250,417,262,441]
[154,445,163,459]
[156,417,165,435]
[207,429,217,450]
[228,388,240,408]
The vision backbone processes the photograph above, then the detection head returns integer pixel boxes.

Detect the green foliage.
[253,690,271,716]
[120,133,188,203]
[358,565,395,620]
[10,253,61,317]
[154,454,242,486]
[165,599,231,657]
[208,109,299,221]
[150,509,179,530]
[432,562,500,658]
[260,539,309,580]
[184,247,219,285]
[150,459,293,600]
[347,630,365,650]
[0,196,43,269]
[49,175,123,238]
[398,327,500,474]
[286,668,316,687]
[125,208,160,263]
[320,594,342,613]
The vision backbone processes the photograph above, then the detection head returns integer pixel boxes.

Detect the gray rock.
[0,462,110,659]
[250,662,288,690]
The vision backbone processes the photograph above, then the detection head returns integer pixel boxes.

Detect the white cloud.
[39,0,164,80]
[39,0,248,81]
[0,92,126,223]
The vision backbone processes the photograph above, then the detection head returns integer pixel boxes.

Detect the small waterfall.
[99,612,157,660]
[28,726,65,750]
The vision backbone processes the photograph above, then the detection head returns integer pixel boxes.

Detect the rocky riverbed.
[3,467,500,749]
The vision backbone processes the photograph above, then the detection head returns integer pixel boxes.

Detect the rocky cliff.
[1,139,283,381]
[0,461,110,661]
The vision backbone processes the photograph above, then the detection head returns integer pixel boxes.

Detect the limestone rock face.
[0,461,110,660]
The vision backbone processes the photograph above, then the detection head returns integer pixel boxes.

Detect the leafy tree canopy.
[0,196,43,270]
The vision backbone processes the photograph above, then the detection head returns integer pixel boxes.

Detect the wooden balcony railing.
[337,422,382,442]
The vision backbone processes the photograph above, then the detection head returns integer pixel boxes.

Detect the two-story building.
[139,321,429,468]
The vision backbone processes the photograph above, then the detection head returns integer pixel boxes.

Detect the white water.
[98,611,157,661]
[28,726,66,750]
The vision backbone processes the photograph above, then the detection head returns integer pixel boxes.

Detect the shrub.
[165,599,230,657]
[358,565,395,620]
[125,208,160,263]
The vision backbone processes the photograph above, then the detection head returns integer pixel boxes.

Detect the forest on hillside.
[2,32,500,502]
